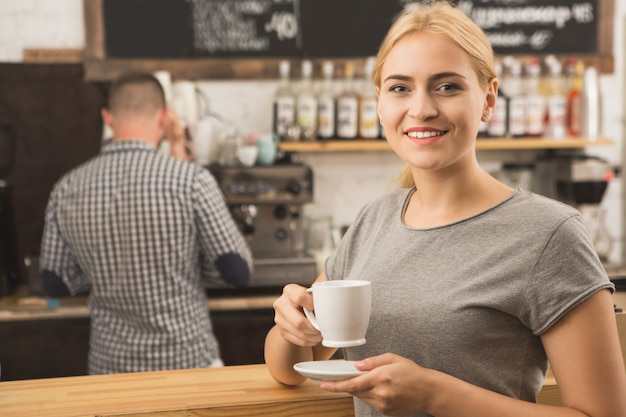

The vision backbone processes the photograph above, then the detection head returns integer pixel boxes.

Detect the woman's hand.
[265,277,337,386]
[320,353,437,416]
[272,283,323,347]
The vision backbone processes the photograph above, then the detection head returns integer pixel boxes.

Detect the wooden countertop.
[0,363,563,417]
[3,314,624,416]
[0,363,353,417]
[0,294,278,322]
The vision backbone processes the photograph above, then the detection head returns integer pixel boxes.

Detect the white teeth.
[407,131,443,139]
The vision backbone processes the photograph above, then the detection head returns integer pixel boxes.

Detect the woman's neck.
[404,166,514,228]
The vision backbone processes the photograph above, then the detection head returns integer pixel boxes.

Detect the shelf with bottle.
[278,137,614,153]
[270,54,612,153]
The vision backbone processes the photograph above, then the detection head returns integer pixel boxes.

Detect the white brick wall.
[0,0,83,61]
[1,0,625,263]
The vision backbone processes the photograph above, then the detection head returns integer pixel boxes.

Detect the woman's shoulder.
[509,189,579,217]
[498,189,582,231]
[357,187,412,216]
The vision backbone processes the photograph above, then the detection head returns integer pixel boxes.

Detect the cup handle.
[303,288,320,331]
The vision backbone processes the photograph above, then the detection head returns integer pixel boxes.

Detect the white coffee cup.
[236,145,258,167]
[304,280,371,348]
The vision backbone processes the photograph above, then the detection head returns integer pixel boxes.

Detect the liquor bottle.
[317,61,337,140]
[503,57,525,138]
[566,59,585,137]
[580,65,601,140]
[523,56,546,137]
[358,57,380,139]
[272,60,296,141]
[296,59,318,141]
[487,60,509,138]
[564,55,576,90]
[336,61,359,139]
[542,56,567,139]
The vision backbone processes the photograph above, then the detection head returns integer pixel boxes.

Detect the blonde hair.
[373,1,496,188]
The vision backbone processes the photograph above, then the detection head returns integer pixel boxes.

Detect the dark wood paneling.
[0,318,90,381]
[0,64,107,286]
[0,308,274,381]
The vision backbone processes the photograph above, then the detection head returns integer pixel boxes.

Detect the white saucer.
[293,360,367,381]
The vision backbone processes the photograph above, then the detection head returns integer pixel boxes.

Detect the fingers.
[164,111,185,144]
[281,283,314,310]
[320,372,375,394]
[356,352,400,371]
[273,284,322,347]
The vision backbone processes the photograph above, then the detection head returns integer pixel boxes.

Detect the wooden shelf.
[278,138,614,153]
[475,137,614,150]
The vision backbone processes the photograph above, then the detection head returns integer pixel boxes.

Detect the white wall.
[1,0,625,263]
[0,0,83,59]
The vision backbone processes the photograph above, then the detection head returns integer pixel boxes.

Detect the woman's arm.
[321,290,626,417]
[264,273,338,385]
[541,288,626,416]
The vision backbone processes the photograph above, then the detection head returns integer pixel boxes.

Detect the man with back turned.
[40,71,252,374]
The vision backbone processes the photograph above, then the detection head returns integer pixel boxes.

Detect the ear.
[101,108,114,129]
[158,108,170,130]
[482,78,498,121]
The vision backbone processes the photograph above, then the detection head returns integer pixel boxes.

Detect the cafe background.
[0,0,625,380]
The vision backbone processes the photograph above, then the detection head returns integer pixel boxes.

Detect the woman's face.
[377,33,495,174]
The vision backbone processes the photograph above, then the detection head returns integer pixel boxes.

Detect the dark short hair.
[107,71,166,115]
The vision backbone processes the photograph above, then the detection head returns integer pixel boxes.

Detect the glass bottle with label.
[523,56,546,137]
[581,65,601,141]
[272,60,296,141]
[503,57,525,138]
[317,61,337,140]
[358,57,380,139]
[566,58,585,137]
[296,59,318,141]
[336,61,359,139]
[542,56,567,139]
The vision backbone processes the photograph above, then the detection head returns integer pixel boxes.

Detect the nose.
[407,89,438,121]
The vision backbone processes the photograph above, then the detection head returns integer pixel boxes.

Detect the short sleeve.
[521,214,614,335]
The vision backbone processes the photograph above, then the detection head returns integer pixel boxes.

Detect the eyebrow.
[382,71,467,84]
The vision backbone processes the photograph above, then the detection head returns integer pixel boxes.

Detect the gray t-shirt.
[326,188,613,417]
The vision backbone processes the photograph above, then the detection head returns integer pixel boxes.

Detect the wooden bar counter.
[0,362,564,417]
[0,364,355,417]
[0,310,621,416]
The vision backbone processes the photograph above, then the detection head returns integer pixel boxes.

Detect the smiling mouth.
[406,131,446,139]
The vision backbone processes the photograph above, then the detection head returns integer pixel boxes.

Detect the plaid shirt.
[40,141,252,374]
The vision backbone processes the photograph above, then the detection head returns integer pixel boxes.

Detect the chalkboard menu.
[102,0,600,59]
[460,0,598,55]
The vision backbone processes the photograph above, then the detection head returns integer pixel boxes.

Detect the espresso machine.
[208,164,317,288]
[534,154,615,261]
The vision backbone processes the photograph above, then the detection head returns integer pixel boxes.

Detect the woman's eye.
[437,83,461,93]
[389,84,409,93]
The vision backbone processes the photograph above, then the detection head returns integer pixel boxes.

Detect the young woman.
[264,2,626,416]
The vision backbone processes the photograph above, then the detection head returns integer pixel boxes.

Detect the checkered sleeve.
[39,183,91,295]
[192,169,253,285]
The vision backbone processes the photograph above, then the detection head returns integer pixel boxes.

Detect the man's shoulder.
[52,154,102,190]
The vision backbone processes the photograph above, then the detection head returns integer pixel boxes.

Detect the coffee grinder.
[535,154,615,262]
